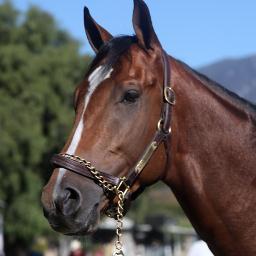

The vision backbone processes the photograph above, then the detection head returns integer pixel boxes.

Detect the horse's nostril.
[66,187,80,200]
[55,187,81,216]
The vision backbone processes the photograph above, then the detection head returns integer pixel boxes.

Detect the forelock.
[86,35,138,77]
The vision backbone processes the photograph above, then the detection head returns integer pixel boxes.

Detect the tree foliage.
[0,0,91,251]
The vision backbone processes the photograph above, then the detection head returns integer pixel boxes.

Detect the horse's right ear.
[84,7,113,53]
[132,0,161,51]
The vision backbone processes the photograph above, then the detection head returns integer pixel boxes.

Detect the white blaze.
[66,65,113,155]
[53,65,113,196]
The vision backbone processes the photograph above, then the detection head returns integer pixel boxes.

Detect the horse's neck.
[164,59,256,255]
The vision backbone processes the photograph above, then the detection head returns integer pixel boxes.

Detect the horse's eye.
[122,90,140,104]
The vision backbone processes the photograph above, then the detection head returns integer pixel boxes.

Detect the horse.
[41,0,256,255]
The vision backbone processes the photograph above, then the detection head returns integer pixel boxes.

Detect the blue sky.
[13,0,256,68]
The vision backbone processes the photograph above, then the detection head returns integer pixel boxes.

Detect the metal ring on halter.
[164,87,176,105]
[157,119,172,135]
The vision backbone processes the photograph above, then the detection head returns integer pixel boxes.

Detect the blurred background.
[0,0,255,255]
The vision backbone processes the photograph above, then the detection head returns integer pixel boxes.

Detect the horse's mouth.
[47,203,100,235]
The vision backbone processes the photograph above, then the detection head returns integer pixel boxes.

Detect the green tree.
[0,1,91,254]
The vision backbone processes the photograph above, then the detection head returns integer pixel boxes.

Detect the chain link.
[60,153,126,256]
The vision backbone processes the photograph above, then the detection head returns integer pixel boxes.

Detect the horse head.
[41,0,172,236]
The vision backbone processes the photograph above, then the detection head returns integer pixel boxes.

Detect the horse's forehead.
[123,46,159,83]
[128,45,151,67]
[108,50,153,83]
[82,45,156,91]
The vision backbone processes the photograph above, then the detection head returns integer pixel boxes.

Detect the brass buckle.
[164,87,176,105]
[157,118,171,135]
[116,177,130,197]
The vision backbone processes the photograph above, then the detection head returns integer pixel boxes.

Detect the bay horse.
[41,0,256,255]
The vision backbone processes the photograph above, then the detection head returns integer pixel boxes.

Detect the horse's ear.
[132,0,161,50]
[84,7,113,53]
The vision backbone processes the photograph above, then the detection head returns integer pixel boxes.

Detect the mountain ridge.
[198,54,256,103]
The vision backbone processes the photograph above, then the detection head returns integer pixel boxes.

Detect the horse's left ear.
[84,7,113,53]
[132,0,162,50]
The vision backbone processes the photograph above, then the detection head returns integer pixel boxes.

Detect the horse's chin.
[63,224,98,236]
[51,218,99,236]
[47,204,100,236]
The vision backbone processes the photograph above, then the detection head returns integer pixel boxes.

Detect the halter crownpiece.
[51,50,175,255]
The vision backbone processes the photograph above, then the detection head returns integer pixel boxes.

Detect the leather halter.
[51,50,175,215]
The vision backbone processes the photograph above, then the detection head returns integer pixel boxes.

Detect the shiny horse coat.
[41,1,256,255]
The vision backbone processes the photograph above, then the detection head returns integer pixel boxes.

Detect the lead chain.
[113,191,125,256]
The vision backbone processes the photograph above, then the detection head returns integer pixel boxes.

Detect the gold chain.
[60,153,126,255]
[113,190,125,256]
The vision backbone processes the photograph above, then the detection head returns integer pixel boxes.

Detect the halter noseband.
[51,50,175,216]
